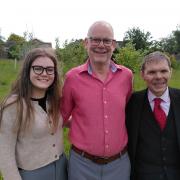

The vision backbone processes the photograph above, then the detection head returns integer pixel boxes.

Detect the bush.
[56,39,87,74]
[167,53,178,69]
[115,42,144,73]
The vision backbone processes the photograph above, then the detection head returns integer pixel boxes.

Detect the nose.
[155,72,162,78]
[98,40,105,47]
[41,69,48,75]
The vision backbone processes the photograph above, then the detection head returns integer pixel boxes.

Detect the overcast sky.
[0,0,180,47]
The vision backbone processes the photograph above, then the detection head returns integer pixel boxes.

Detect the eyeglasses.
[31,66,55,75]
[88,37,115,47]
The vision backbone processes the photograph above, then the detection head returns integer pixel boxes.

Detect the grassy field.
[0,60,20,100]
[0,59,180,179]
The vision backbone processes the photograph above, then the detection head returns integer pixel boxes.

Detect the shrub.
[115,42,144,73]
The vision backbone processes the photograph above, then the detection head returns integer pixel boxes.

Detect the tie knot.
[154,98,162,105]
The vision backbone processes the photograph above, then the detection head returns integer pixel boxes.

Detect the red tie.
[153,98,167,130]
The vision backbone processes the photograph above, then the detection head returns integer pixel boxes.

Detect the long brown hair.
[0,48,61,133]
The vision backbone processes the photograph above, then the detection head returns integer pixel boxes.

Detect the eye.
[46,67,55,74]
[92,38,101,43]
[148,71,155,75]
[34,66,42,71]
[103,39,112,44]
[161,70,169,73]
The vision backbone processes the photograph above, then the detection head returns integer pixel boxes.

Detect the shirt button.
[105,130,109,134]
[104,115,108,119]
[105,144,109,148]
[55,155,58,158]
[104,101,107,104]
[51,133,54,135]
[103,87,106,90]
[53,144,56,147]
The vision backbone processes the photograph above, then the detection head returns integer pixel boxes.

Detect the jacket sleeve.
[0,103,22,180]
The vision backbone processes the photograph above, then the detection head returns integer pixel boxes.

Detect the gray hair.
[141,51,171,71]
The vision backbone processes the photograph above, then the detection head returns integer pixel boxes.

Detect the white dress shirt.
[148,87,171,116]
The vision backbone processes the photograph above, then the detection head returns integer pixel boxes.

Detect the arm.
[60,74,74,126]
[0,104,22,180]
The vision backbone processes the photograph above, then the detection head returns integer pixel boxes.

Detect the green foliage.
[0,29,5,57]
[19,31,37,59]
[6,33,26,60]
[123,27,152,50]
[56,39,87,73]
[160,36,176,54]
[173,26,180,53]
[159,25,180,54]
[166,53,179,69]
[0,59,20,100]
[0,171,3,180]
[115,42,144,73]
[0,40,5,57]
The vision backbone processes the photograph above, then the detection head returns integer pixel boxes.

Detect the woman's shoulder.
[0,95,18,113]
[4,94,18,107]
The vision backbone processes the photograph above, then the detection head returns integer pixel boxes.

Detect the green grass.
[0,59,20,100]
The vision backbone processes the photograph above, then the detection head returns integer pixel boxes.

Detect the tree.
[173,25,180,53]
[123,27,152,51]
[159,36,176,54]
[55,37,60,49]
[6,33,26,59]
[0,29,5,58]
[115,42,144,73]
[56,39,87,73]
[159,25,180,54]
[20,31,35,59]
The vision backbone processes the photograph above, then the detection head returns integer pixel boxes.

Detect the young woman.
[0,48,67,180]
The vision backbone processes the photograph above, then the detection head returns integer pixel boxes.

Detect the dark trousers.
[133,169,180,180]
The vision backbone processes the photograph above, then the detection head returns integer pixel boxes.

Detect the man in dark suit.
[126,51,180,180]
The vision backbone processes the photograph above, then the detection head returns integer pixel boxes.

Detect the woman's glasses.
[31,66,55,75]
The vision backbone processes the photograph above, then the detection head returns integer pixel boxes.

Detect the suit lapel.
[169,88,180,149]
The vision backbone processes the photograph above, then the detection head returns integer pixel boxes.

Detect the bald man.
[61,21,133,180]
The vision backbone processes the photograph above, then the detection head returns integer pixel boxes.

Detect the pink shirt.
[61,60,133,157]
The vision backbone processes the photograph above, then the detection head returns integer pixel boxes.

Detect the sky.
[0,0,180,47]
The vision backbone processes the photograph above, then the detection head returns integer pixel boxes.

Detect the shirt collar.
[148,87,170,103]
[79,58,121,75]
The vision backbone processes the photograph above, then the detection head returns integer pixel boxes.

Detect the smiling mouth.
[38,79,49,82]
[93,49,107,54]
[154,82,166,87]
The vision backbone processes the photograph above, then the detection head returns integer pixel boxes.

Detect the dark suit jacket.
[126,87,180,180]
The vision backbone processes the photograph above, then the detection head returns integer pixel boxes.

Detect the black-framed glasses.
[31,66,55,75]
[88,37,115,47]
